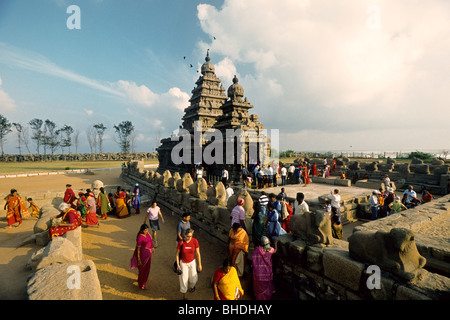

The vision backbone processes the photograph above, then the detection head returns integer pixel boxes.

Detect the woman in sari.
[4,189,29,228]
[48,202,82,238]
[84,191,99,227]
[114,187,129,219]
[251,201,264,248]
[228,223,249,277]
[213,258,244,300]
[301,162,310,186]
[96,187,111,220]
[252,236,277,300]
[130,224,154,290]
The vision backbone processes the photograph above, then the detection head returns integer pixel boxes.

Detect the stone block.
[348,228,426,281]
[323,248,365,292]
[36,236,83,270]
[306,246,324,273]
[334,179,351,187]
[34,205,59,234]
[63,226,82,257]
[27,260,102,300]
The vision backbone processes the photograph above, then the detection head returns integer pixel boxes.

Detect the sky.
[0,0,449,155]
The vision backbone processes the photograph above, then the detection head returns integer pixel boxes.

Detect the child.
[27,198,40,218]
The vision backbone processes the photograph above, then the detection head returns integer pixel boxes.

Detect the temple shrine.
[157,51,269,183]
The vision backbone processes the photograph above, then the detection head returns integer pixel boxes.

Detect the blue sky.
[1,0,450,155]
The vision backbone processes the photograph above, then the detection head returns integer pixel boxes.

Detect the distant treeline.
[0,152,158,162]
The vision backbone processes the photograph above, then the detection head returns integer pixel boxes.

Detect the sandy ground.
[0,169,243,300]
[0,169,372,300]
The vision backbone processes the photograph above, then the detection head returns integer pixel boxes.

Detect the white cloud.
[110,80,158,107]
[161,87,190,112]
[0,42,124,98]
[84,109,94,116]
[0,76,16,112]
[197,0,450,150]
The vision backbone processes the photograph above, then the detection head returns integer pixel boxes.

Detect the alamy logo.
[366,265,381,290]
[66,265,81,289]
[66,5,81,30]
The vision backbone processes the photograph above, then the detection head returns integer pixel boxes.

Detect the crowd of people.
[368,184,435,220]
[3,163,441,301]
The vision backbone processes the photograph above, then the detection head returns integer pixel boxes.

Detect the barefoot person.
[4,189,25,228]
[144,200,165,248]
[130,224,155,290]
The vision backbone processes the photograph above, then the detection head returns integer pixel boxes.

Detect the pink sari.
[251,246,275,300]
[130,233,154,289]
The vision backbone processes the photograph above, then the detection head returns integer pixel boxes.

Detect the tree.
[113,120,135,153]
[29,118,44,154]
[57,124,74,154]
[12,122,24,155]
[73,130,80,154]
[93,123,107,153]
[43,119,59,155]
[0,114,13,155]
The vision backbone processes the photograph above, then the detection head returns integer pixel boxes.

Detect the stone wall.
[122,160,450,300]
[0,152,157,162]
[284,157,450,195]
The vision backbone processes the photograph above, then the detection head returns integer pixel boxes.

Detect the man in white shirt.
[225,184,234,203]
[294,192,309,215]
[370,190,380,220]
[221,168,229,186]
[280,166,287,185]
[403,185,417,201]
[288,164,295,184]
[259,191,269,215]
[327,189,341,222]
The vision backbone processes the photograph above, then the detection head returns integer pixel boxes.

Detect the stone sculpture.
[176,173,193,193]
[348,228,426,281]
[188,177,208,200]
[206,181,226,206]
[289,211,333,245]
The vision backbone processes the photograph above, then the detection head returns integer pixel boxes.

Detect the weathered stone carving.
[168,172,181,189]
[348,228,426,281]
[206,181,226,206]
[161,170,172,187]
[176,173,193,193]
[289,211,333,245]
[188,177,208,199]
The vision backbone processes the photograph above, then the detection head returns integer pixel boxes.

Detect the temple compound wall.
[291,156,450,195]
[121,160,450,300]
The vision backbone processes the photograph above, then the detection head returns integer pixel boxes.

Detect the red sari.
[64,188,76,208]
[5,194,30,226]
[48,208,82,238]
[5,195,24,226]
[130,233,154,289]
[85,194,99,226]
[302,167,310,184]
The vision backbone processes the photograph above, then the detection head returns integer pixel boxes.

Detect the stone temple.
[157,51,270,182]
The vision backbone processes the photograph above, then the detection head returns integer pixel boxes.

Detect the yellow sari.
[217,267,244,300]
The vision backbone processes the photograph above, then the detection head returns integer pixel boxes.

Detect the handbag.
[173,242,183,274]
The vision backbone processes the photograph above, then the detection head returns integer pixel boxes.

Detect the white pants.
[179,260,198,293]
